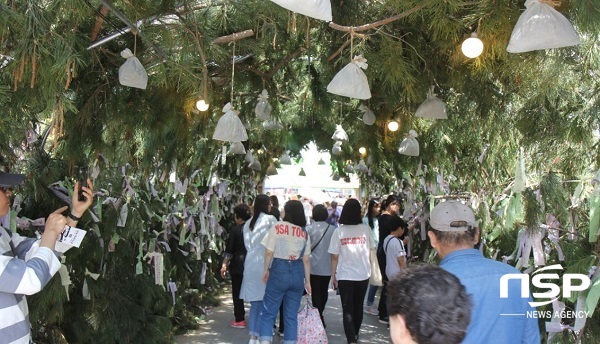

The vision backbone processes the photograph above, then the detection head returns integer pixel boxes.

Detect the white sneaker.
[364,305,378,315]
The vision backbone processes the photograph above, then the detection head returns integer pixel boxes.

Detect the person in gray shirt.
[307,204,336,327]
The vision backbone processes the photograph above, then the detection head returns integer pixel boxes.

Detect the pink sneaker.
[230,320,246,329]
[364,305,378,316]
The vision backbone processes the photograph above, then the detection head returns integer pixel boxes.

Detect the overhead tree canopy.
[1,1,599,343]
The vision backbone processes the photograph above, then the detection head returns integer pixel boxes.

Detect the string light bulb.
[359,147,367,155]
[196,99,209,111]
[462,32,484,58]
[388,120,399,132]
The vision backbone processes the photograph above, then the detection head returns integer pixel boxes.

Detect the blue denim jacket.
[441,249,541,344]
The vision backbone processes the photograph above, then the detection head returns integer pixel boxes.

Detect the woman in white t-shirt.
[257,200,312,344]
[240,195,277,344]
[328,199,375,344]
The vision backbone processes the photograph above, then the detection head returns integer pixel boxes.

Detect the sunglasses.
[0,187,12,193]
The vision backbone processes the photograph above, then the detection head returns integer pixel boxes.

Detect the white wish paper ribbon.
[477,143,491,164]
[167,281,177,305]
[82,269,101,300]
[15,217,45,229]
[518,229,546,268]
[57,259,72,301]
[117,204,128,227]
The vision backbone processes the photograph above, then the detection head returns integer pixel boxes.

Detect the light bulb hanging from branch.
[196,78,209,111]
[462,32,483,58]
[192,28,210,112]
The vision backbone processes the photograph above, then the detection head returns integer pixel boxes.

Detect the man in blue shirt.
[427,200,540,344]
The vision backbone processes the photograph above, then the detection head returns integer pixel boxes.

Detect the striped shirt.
[1,225,61,344]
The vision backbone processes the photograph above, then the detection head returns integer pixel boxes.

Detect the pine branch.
[328,3,427,32]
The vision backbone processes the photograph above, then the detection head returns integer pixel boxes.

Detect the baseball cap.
[0,171,26,188]
[430,200,476,231]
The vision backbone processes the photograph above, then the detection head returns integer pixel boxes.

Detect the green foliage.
[1,0,599,342]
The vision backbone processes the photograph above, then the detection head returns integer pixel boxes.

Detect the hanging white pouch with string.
[398,130,419,156]
[331,141,343,155]
[119,48,148,89]
[507,0,580,53]
[415,86,447,119]
[229,142,246,155]
[263,119,283,130]
[270,0,332,22]
[331,124,349,142]
[213,102,248,142]
[255,89,272,120]
[360,104,376,125]
[327,55,371,99]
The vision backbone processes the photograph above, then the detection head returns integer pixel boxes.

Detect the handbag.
[297,295,328,344]
[369,249,383,286]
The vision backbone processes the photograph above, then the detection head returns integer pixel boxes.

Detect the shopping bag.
[297,296,328,344]
[369,249,383,286]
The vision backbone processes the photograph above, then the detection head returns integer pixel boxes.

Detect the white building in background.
[263,142,359,205]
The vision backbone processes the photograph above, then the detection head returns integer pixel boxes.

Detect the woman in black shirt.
[220,203,252,328]
[376,194,403,323]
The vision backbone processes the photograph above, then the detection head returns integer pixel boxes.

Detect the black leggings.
[310,274,331,326]
[338,279,369,344]
[231,273,245,322]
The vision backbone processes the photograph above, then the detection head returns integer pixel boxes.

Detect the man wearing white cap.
[0,170,94,343]
[427,200,540,344]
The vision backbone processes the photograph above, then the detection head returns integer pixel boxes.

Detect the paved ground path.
[175,288,390,344]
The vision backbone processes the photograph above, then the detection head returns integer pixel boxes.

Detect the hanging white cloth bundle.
[356,159,369,173]
[398,130,419,156]
[245,150,255,163]
[331,124,349,141]
[359,104,376,125]
[118,48,148,89]
[331,141,343,155]
[345,163,355,173]
[266,163,278,175]
[212,103,248,142]
[255,89,272,120]
[248,159,262,171]
[507,0,581,53]
[415,86,447,119]
[262,119,283,130]
[327,55,371,99]
[279,151,292,165]
[270,0,332,22]
[229,142,246,155]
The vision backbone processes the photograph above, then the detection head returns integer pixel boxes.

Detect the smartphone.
[77,167,89,202]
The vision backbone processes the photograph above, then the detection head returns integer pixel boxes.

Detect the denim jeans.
[365,284,379,306]
[248,300,263,337]
[258,258,305,344]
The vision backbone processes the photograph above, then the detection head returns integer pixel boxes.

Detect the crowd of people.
[219,191,541,344]
[0,163,542,344]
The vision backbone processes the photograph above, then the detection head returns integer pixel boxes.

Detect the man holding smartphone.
[0,170,94,344]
